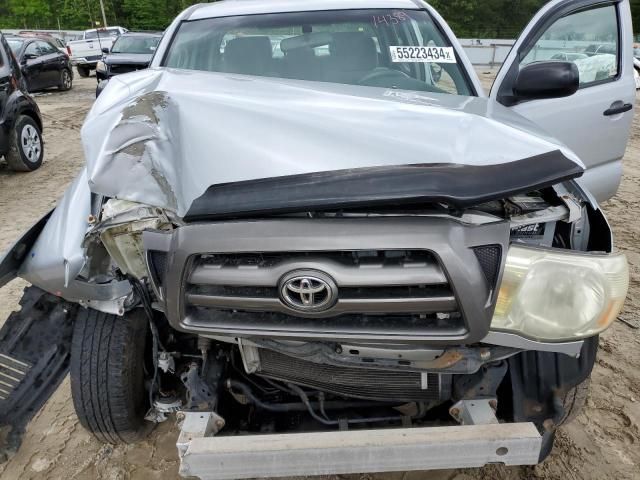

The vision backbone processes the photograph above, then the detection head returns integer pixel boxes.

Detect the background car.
[16,32,67,53]
[551,52,588,61]
[0,33,45,171]
[96,31,162,83]
[584,43,616,56]
[6,36,73,92]
[67,26,128,78]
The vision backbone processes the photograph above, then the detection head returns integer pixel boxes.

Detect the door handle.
[603,101,633,116]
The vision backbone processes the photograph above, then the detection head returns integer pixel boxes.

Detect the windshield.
[112,36,159,54]
[7,39,24,54]
[164,9,473,96]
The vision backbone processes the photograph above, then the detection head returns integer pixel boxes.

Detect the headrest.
[280,32,332,53]
[329,32,377,71]
[224,36,273,75]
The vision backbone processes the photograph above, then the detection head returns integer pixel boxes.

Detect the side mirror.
[513,61,579,102]
[102,47,110,54]
[22,53,38,62]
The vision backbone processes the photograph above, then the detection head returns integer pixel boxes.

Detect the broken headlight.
[491,245,628,342]
[97,199,172,280]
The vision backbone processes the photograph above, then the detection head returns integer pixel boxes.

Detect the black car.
[6,36,73,92]
[0,33,44,171]
[96,32,161,83]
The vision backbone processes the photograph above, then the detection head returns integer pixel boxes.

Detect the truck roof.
[84,26,125,33]
[188,0,423,21]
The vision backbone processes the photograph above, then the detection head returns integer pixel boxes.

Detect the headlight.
[491,245,628,342]
[96,60,107,73]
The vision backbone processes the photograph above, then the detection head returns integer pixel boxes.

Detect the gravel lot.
[0,73,638,480]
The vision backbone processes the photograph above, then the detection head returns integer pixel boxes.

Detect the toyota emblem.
[279,270,337,313]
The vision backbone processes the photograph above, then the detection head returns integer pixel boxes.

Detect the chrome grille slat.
[186,250,455,318]
[189,258,448,287]
[186,294,281,310]
[186,293,457,315]
[184,309,466,338]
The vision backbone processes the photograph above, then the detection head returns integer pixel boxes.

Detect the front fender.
[0,211,51,288]
[2,169,130,304]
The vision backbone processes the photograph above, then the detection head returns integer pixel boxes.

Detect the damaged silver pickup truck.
[0,0,636,477]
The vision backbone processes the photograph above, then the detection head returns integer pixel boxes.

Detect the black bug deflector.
[184,151,583,221]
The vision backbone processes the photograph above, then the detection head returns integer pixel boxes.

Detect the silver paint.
[18,169,131,303]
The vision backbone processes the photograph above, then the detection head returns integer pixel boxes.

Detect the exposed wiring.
[129,277,165,409]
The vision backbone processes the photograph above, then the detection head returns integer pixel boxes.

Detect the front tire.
[557,377,590,425]
[4,115,43,171]
[70,308,151,444]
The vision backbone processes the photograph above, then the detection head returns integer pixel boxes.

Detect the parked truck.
[66,26,127,78]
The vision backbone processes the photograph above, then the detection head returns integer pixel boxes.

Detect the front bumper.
[71,56,100,66]
[177,411,542,479]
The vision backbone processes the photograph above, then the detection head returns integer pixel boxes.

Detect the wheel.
[70,308,152,444]
[59,68,72,91]
[557,377,590,425]
[77,65,90,78]
[4,115,43,171]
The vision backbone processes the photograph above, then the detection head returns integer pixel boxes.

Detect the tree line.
[0,0,638,39]
[0,0,201,31]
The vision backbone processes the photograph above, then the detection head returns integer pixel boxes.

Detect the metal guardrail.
[462,42,514,66]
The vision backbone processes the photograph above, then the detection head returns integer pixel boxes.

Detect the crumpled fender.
[2,169,130,304]
[0,212,51,289]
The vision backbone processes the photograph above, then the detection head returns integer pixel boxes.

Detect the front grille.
[183,250,466,337]
[257,349,450,402]
[148,217,510,342]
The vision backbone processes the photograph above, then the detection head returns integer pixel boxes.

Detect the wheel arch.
[18,106,43,133]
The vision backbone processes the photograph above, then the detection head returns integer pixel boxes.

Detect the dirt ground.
[0,72,638,480]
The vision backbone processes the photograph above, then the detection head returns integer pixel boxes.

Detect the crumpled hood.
[83,68,583,217]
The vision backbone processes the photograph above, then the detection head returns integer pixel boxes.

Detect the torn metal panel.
[85,69,585,217]
[0,211,51,289]
[18,169,131,303]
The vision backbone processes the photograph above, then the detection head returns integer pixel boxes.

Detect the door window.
[521,4,619,87]
[37,41,58,55]
[24,42,40,58]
